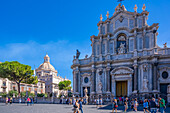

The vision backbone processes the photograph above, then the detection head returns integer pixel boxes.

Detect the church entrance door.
[160,84,168,102]
[116,81,127,97]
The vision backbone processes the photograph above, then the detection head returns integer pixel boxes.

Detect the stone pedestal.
[106,91,111,102]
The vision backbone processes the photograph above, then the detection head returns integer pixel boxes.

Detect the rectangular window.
[138,19,143,28]
[145,36,149,49]
[102,43,105,55]
[109,42,114,54]
[129,19,134,29]
[109,23,113,32]
[102,26,105,34]
[3,81,6,86]
[129,39,134,52]
[97,44,100,55]
[138,37,143,50]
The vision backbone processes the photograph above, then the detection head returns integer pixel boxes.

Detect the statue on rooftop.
[163,43,167,48]
[76,49,80,59]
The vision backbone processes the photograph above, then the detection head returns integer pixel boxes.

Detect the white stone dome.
[38,62,55,71]
[37,54,57,72]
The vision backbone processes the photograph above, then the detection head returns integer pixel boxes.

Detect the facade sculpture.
[71,3,170,103]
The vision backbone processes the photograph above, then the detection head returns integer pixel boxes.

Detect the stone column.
[106,67,111,92]
[92,68,96,92]
[153,28,157,48]
[112,79,116,96]
[153,62,158,91]
[106,35,110,54]
[134,15,137,27]
[99,24,102,34]
[143,29,146,49]
[134,30,137,50]
[99,36,103,61]
[73,71,76,93]
[91,37,95,56]
[133,64,138,93]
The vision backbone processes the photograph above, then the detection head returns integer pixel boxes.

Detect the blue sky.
[0,0,170,83]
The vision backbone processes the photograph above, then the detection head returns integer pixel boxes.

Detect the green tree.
[8,90,18,97]
[0,61,38,95]
[20,92,26,97]
[58,80,71,90]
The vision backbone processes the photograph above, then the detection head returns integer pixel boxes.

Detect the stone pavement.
[0,103,169,113]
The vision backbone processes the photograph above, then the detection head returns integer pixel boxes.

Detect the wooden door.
[116,81,127,97]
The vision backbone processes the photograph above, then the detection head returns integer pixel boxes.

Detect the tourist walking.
[73,99,79,113]
[143,99,149,113]
[124,97,128,112]
[79,99,83,113]
[130,99,134,111]
[99,98,103,108]
[5,97,8,105]
[30,97,34,106]
[150,98,157,113]
[27,97,31,106]
[158,97,166,113]
[134,98,138,112]
[10,97,13,104]
[96,98,99,108]
[112,99,118,113]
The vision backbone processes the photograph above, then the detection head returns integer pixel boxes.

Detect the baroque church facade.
[71,4,170,103]
[36,54,69,97]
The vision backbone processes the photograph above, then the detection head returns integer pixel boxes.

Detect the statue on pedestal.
[84,87,88,105]
[98,82,103,93]
[84,87,88,97]
[143,76,148,92]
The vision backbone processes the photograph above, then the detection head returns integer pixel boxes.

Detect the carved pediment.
[111,66,134,75]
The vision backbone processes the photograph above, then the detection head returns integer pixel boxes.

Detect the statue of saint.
[76,49,80,59]
[118,43,125,54]
[84,87,88,97]
[143,76,148,92]
[98,82,102,92]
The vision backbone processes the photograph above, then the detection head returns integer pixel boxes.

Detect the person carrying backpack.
[150,98,157,113]
[158,97,166,113]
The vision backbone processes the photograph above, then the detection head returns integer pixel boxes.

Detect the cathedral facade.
[71,4,170,103]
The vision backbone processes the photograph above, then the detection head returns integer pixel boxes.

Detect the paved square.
[0,103,169,113]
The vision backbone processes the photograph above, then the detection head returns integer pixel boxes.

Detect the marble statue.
[118,43,125,54]
[142,4,146,11]
[85,55,88,59]
[143,76,148,92]
[134,5,138,12]
[98,82,102,92]
[76,49,80,59]
[84,87,88,97]
[163,43,167,48]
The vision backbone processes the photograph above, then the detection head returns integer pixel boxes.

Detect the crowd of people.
[73,99,84,113]
[5,97,13,105]
[111,97,166,113]
[71,96,166,113]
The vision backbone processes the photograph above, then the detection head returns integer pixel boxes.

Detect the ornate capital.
[106,67,111,71]
[133,64,138,68]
